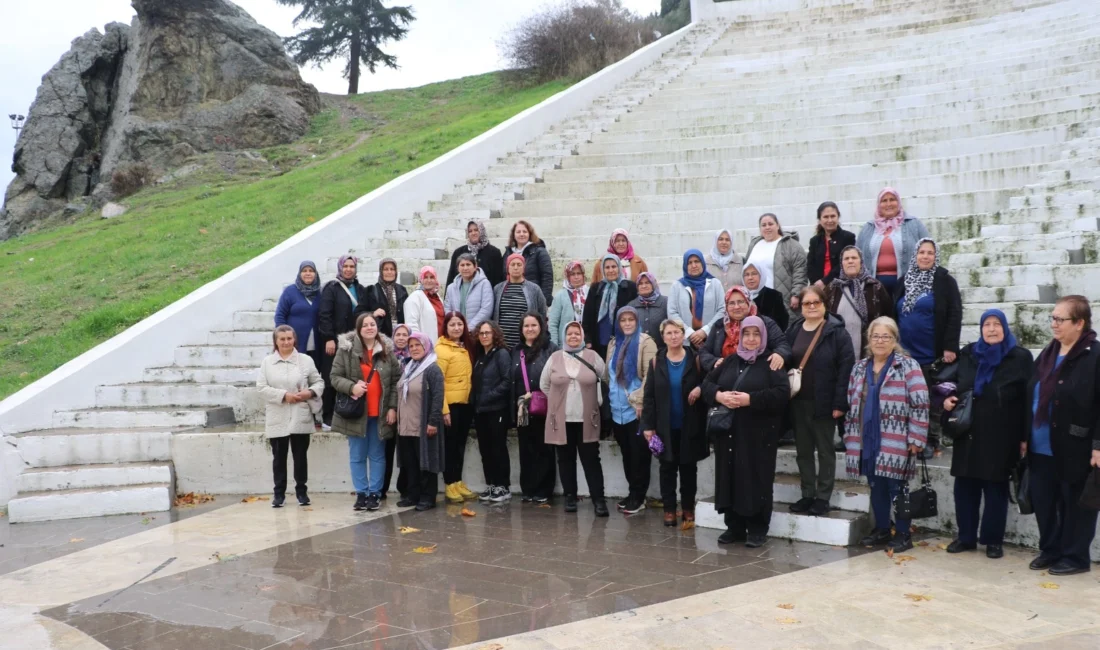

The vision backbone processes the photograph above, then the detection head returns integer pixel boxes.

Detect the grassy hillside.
[0,73,571,399]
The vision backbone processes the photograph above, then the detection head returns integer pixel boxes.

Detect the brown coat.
[540,349,605,445]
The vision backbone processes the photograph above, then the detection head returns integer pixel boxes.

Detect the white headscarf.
[742,262,771,300]
[709,228,738,272]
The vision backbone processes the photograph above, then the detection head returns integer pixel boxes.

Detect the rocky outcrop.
[1,0,320,239]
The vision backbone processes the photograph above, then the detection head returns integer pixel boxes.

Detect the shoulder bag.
[335,365,375,420]
[942,390,973,440]
[788,323,824,397]
[894,454,939,520]
[1011,457,1033,515]
[706,361,749,435]
[520,350,548,416]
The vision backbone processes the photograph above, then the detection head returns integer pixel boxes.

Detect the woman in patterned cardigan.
[844,316,929,553]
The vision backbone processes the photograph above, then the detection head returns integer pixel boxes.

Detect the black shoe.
[808,499,829,516]
[297,493,310,506]
[859,528,892,546]
[788,497,813,514]
[415,500,436,511]
[1048,560,1089,576]
[396,496,418,508]
[745,534,767,548]
[487,487,512,503]
[593,498,609,517]
[272,496,285,508]
[564,495,578,513]
[534,496,550,505]
[616,497,629,510]
[946,539,977,554]
[886,536,914,554]
[521,495,533,503]
[986,544,1004,559]
[718,528,746,544]
[1029,553,1059,570]
[365,493,381,511]
[478,486,495,502]
[353,493,367,511]
[621,496,646,515]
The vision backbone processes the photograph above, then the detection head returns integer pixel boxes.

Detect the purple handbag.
[520,351,548,416]
[648,433,664,456]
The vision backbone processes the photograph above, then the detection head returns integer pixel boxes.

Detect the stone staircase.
[6,0,1100,532]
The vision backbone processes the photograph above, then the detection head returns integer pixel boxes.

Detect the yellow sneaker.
[455,481,477,500]
[445,483,464,504]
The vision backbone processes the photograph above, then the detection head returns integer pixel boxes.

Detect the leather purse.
[788,323,824,397]
[706,405,735,435]
[335,366,375,419]
[942,390,973,440]
[894,455,939,520]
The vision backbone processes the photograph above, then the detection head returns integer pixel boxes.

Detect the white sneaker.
[321,423,332,432]
[488,487,512,503]
[478,486,495,501]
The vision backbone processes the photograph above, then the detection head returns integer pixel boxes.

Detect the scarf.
[295,260,320,299]
[612,306,640,387]
[736,315,768,363]
[636,271,661,306]
[608,228,635,261]
[900,238,938,315]
[709,229,738,272]
[742,262,770,300]
[972,309,1018,397]
[722,286,758,358]
[400,333,437,401]
[419,266,439,295]
[466,220,489,255]
[678,249,714,322]
[597,253,622,323]
[1034,329,1097,426]
[873,187,905,235]
[506,252,527,284]
[834,245,872,321]
[377,258,398,318]
[861,354,895,469]
[563,322,586,353]
[392,325,411,365]
[336,255,358,285]
[562,261,588,322]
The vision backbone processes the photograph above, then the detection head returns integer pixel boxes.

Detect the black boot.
[593,498,609,517]
[859,528,892,546]
[717,528,746,544]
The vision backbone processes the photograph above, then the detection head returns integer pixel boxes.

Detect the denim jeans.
[348,418,387,494]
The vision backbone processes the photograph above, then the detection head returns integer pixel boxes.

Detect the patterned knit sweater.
[843,354,929,480]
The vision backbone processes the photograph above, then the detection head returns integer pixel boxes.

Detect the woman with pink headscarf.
[855,187,930,295]
[592,229,649,283]
[403,266,446,341]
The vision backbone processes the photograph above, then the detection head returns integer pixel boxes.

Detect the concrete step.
[771,474,871,514]
[233,311,278,332]
[17,461,174,493]
[949,249,1081,268]
[95,383,244,409]
[954,231,1100,255]
[7,484,173,523]
[207,330,277,346]
[959,285,1057,304]
[12,429,175,467]
[694,498,872,546]
[174,345,269,367]
[143,365,259,384]
[777,448,848,481]
[53,406,235,429]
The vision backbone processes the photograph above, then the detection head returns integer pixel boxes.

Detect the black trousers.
[658,429,697,513]
[306,349,325,424]
[476,409,512,488]
[317,350,336,425]
[725,508,771,537]
[556,422,604,499]
[271,434,310,499]
[953,476,1009,546]
[518,416,556,499]
[398,436,437,504]
[1029,453,1099,568]
[613,419,651,499]
[444,403,474,484]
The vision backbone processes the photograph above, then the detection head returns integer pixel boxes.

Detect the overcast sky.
[0,0,662,198]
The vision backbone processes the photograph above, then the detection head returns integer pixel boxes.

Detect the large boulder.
[1,0,320,239]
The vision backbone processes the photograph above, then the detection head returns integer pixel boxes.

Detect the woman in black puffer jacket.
[471,320,515,503]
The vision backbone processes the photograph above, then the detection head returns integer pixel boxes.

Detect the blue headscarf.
[972,309,1017,397]
[677,249,714,321]
[612,306,641,387]
[597,253,623,323]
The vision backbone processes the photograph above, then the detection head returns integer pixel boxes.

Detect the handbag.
[942,390,973,440]
[706,405,735,435]
[520,350,548,416]
[929,357,958,384]
[787,322,824,397]
[335,366,375,419]
[894,454,939,520]
[1010,457,1033,514]
[1078,468,1100,511]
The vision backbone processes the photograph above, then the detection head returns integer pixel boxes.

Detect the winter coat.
[1027,334,1100,484]
[256,350,325,438]
[318,279,368,345]
[856,216,931,279]
[447,243,504,289]
[949,344,1034,482]
[751,287,789,332]
[541,349,605,445]
[404,289,443,341]
[844,354,929,480]
[592,256,649,284]
[400,363,447,474]
[274,285,321,353]
[666,278,724,339]
[698,315,792,373]
[581,280,639,352]
[329,333,401,440]
[435,336,473,410]
[444,269,494,330]
[511,341,559,420]
[641,347,709,464]
[893,267,963,358]
[361,282,408,338]
[504,241,555,305]
[785,315,856,419]
[604,333,659,411]
[472,346,514,414]
[745,233,808,318]
[627,296,669,346]
[826,275,895,354]
[492,280,549,321]
[548,286,587,347]
[706,253,745,295]
[807,227,857,286]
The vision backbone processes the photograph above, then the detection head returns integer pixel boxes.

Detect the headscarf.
[418,266,439,295]
[597,254,623,323]
[722,286,758,358]
[562,260,588,321]
[392,324,411,364]
[466,220,489,254]
[636,271,661,306]
[612,306,640,387]
[506,253,526,281]
[336,255,358,285]
[563,322,586,353]
[972,310,1017,397]
[295,260,320,299]
[900,238,939,315]
[607,228,635,261]
[377,258,398,319]
[736,316,768,364]
[834,245,872,321]
[709,229,738,272]
[742,262,771,300]
[873,187,905,235]
[400,332,437,401]
[678,249,714,321]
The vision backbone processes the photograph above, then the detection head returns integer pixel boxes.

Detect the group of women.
[254,188,1099,574]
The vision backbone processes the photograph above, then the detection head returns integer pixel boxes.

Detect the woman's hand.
[790,296,800,310]
[768,353,784,371]
[427,424,438,437]
[634,406,643,418]
[832,410,844,419]
[908,444,920,455]
[943,396,958,412]
[296,390,314,401]
[283,392,300,404]
[814,280,825,289]
[943,351,957,363]
[386,409,397,426]
[1019,442,1027,458]
[351,380,367,398]
[326,340,336,356]
[374,308,386,318]
[716,391,738,409]
[643,430,655,441]
[714,358,724,368]
[689,330,707,347]
[731,391,751,408]
[688,387,701,405]
[1091,450,1100,468]
[444,413,451,427]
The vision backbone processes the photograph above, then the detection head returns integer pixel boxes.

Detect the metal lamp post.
[9,114,25,132]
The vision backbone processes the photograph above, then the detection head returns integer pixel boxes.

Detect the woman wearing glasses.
[785,286,855,517]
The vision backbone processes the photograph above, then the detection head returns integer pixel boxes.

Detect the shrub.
[110,162,155,198]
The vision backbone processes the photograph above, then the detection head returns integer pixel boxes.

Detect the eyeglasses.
[801,300,823,307]
[726,301,749,307]
[478,331,494,337]
[870,334,895,342]
[1051,316,1077,325]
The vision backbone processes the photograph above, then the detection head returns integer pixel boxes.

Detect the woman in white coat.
[404,266,445,342]
[667,249,725,348]
[257,325,325,508]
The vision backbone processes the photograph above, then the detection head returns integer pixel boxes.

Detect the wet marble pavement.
[37,499,867,649]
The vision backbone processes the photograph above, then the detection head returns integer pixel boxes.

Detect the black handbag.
[706,406,735,435]
[1079,468,1100,511]
[929,357,958,384]
[942,390,973,440]
[335,367,375,419]
[894,455,938,520]
[1012,458,1033,515]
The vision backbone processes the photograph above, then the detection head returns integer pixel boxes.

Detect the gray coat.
[401,363,447,474]
[856,216,931,279]
[444,268,494,329]
[746,233,807,319]
[627,295,669,345]
[492,280,549,320]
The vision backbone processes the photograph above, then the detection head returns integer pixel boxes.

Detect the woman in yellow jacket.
[437,311,476,502]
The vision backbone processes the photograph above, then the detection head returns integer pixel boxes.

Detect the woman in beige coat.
[257,325,325,508]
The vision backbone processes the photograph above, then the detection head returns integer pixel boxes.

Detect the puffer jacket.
[472,346,514,414]
[329,332,401,439]
[504,241,555,305]
[435,336,473,412]
[443,268,494,330]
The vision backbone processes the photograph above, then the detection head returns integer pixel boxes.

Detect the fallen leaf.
[413,545,437,554]
[916,541,930,547]
[893,554,917,566]
[886,548,895,558]
[775,617,800,625]
[937,543,949,551]
[140,517,152,525]
[399,526,421,534]
[301,507,313,511]
[476,644,504,650]
[680,520,695,531]
[776,603,795,610]
[1039,582,1060,590]
[904,593,932,601]
[241,496,270,503]
[174,492,215,508]
[461,508,476,517]
[536,503,551,509]
[259,584,276,592]
[69,538,85,543]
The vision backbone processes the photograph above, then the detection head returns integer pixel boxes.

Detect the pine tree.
[277,0,415,95]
